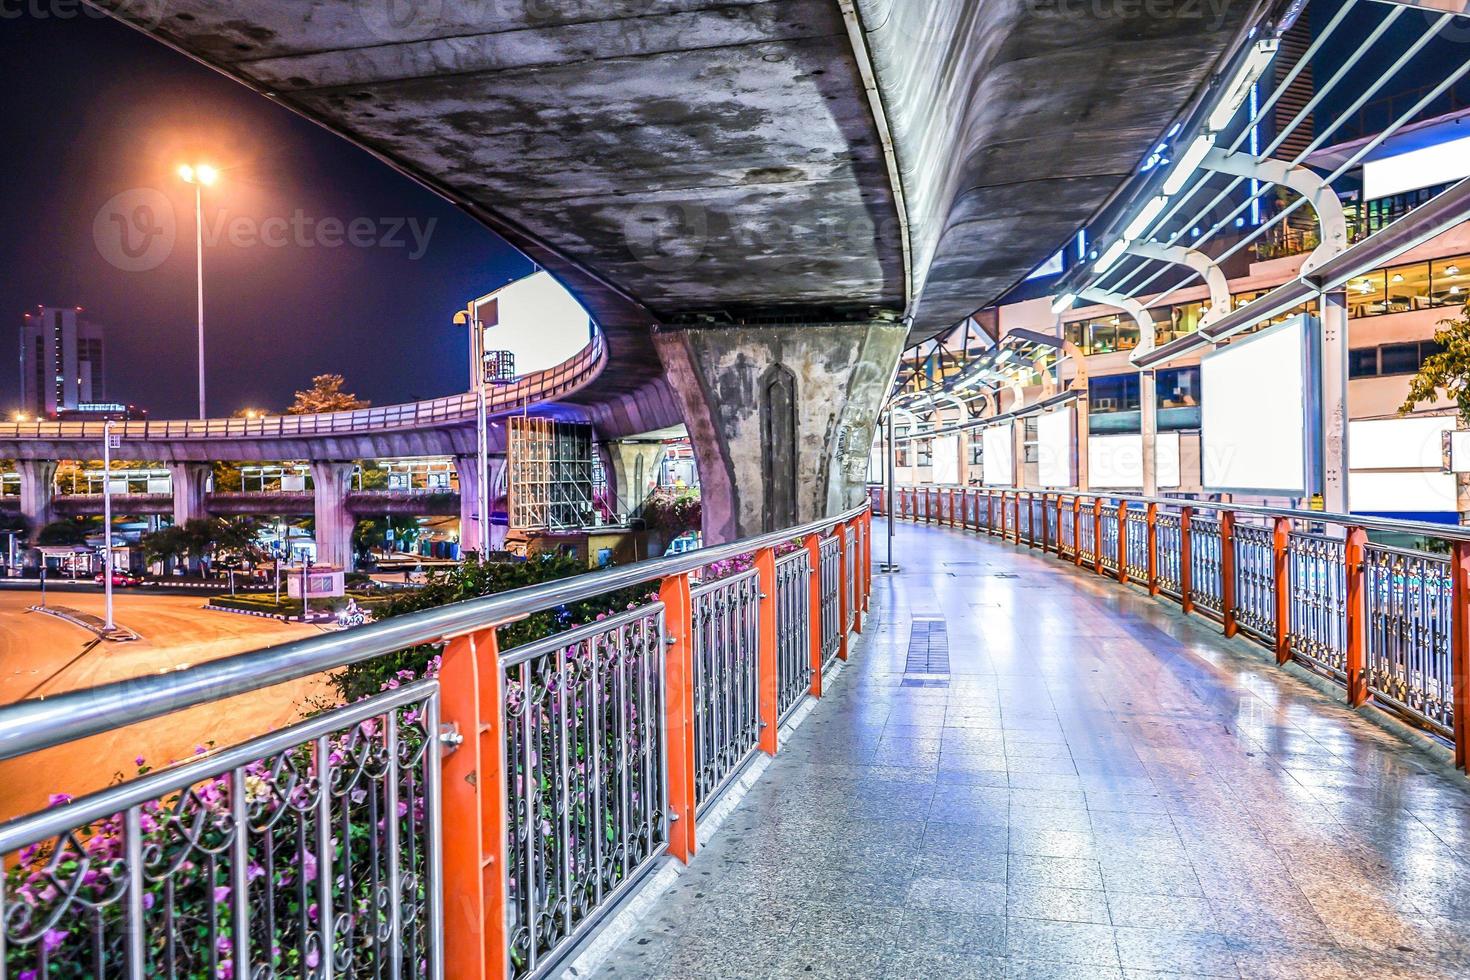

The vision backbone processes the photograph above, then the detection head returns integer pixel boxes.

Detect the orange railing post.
[1344,526,1369,707]
[1013,493,1022,544]
[1273,516,1292,665]
[1092,497,1104,575]
[850,519,865,635]
[987,491,996,535]
[949,487,958,527]
[439,627,509,980]
[1117,500,1129,585]
[1221,509,1238,638]
[658,572,699,861]
[1072,496,1083,566]
[837,523,851,661]
[862,510,873,612]
[803,532,824,698]
[1180,506,1195,614]
[1452,541,1470,769]
[754,546,779,756]
[1146,502,1160,595]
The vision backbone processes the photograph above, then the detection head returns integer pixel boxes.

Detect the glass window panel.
[1431,255,1470,307]
[1379,342,1421,376]
[1157,366,1201,408]
[1385,261,1431,313]
[1348,347,1379,378]
[1348,270,1389,317]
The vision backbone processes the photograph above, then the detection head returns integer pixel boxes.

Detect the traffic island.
[25,604,140,642]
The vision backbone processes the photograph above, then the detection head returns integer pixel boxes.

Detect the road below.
[0,590,328,822]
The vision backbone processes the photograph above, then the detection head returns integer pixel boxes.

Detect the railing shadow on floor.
[0,503,873,980]
[876,484,1470,768]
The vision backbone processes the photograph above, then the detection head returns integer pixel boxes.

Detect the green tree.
[37,520,87,546]
[286,374,370,415]
[1401,303,1470,418]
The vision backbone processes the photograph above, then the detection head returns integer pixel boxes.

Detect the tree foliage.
[1401,303,1470,420]
[640,486,701,534]
[328,553,653,702]
[286,374,370,415]
[36,520,86,546]
[141,517,268,567]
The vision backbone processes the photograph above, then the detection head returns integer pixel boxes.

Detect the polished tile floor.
[585,520,1470,979]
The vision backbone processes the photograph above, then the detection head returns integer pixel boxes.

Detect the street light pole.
[178,164,217,420]
[473,306,490,555]
[194,178,205,420]
[102,420,116,632]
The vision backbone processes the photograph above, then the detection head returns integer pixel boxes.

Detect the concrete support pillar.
[607,440,667,518]
[16,460,57,541]
[309,461,357,571]
[653,320,906,542]
[167,462,212,526]
[454,454,481,555]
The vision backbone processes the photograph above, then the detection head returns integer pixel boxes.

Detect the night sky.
[0,11,531,418]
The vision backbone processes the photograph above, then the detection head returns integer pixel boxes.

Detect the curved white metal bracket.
[1124,241,1232,325]
[1080,288,1157,352]
[1201,147,1348,276]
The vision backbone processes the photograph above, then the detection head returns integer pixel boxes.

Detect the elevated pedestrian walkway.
[588,519,1470,979]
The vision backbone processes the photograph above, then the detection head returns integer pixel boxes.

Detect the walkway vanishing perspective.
[588,520,1470,980]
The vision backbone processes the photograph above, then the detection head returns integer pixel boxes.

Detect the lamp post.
[453,304,491,555]
[102,420,118,632]
[177,164,218,420]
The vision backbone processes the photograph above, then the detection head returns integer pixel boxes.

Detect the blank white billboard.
[1349,416,1455,470]
[932,435,959,485]
[1350,471,1457,513]
[982,423,1014,486]
[1201,316,1315,495]
[1362,133,1470,201]
[1037,410,1074,488]
[1087,432,1181,489]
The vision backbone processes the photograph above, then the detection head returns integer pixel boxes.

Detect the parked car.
[95,570,143,587]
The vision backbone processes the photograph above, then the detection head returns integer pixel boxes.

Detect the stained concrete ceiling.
[93,0,1252,385]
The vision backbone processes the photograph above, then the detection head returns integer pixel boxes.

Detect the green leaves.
[1400,302,1470,420]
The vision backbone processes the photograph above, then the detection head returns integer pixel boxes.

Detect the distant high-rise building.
[19,306,106,418]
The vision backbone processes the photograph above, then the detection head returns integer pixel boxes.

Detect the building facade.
[19,306,106,419]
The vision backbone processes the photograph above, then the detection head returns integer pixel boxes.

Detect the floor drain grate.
[902,617,950,686]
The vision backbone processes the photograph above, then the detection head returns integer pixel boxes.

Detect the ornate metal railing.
[878,485,1470,761]
[1078,505,1097,565]
[1232,522,1277,643]
[0,335,604,444]
[1099,506,1120,574]
[500,607,667,976]
[1155,511,1183,598]
[0,681,440,979]
[1287,531,1348,677]
[1188,515,1225,617]
[775,550,814,721]
[690,570,761,812]
[0,504,872,980]
[1363,544,1454,738]
[818,534,843,669]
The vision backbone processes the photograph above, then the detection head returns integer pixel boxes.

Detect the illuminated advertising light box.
[1037,409,1074,487]
[1362,133,1470,201]
[982,422,1014,486]
[1349,471,1456,513]
[1201,315,1321,496]
[932,434,959,484]
[1086,433,1182,489]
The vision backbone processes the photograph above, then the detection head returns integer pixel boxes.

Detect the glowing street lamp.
[178,163,219,419]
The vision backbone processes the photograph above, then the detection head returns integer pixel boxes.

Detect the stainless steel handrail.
[0,500,868,762]
[884,484,1470,542]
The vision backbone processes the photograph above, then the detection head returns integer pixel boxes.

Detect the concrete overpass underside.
[95,0,1254,535]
